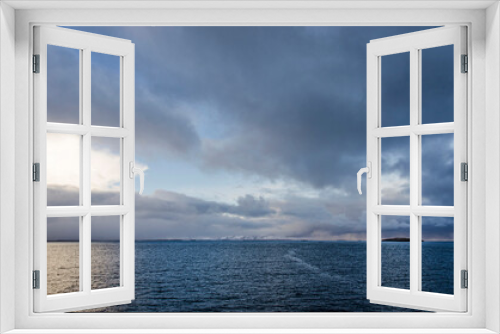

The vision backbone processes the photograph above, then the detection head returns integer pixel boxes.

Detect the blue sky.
[46,26,454,241]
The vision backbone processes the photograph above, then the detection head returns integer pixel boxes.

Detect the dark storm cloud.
[47,187,275,220]
[47,186,80,206]
[48,186,121,206]
[136,189,275,218]
[47,45,80,124]
[233,195,275,217]
[57,26,454,240]
[135,95,201,158]
[421,217,454,241]
[47,217,80,241]
[91,50,202,157]
[47,187,368,240]
[380,136,410,205]
[422,134,454,206]
[91,52,121,127]
[381,52,411,127]
[134,190,368,240]
[421,45,454,124]
[70,26,432,190]
[381,216,411,239]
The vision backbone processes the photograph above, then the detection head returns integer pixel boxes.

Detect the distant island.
[382,237,425,242]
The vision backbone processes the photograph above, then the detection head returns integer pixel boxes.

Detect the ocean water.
[47,240,454,312]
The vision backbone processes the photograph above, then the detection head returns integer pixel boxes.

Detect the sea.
[46,240,454,312]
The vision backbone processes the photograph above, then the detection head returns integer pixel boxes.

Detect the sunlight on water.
[91,242,120,290]
[47,242,79,295]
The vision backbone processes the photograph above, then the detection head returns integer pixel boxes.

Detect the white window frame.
[366,26,468,312]
[1,1,499,333]
[33,26,136,313]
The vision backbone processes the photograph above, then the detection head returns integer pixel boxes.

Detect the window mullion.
[119,56,125,287]
[417,48,423,293]
[409,48,420,294]
[82,48,92,294]
[78,48,84,293]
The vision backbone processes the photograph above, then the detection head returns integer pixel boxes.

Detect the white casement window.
[4,3,497,332]
[33,26,141,312]
[360,26,467,312]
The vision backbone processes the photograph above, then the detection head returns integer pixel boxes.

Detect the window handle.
[357,162,372,195]
[129,161,145,195]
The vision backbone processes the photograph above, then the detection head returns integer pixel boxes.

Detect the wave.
[284,249,337,280]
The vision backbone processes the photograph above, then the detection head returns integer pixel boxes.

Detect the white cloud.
[381,171,409,205]
[47,133,80,188]
[47,133,148,191]
[90,147,121,191]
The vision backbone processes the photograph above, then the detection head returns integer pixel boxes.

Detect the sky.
[46,26,455,241]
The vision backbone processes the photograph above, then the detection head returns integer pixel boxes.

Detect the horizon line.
[47,238,454,242]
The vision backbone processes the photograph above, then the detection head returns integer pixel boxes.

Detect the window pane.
[381,52,410,127]
[421,217,454,295]
[47,133,80,206]
[91,137,121,205]
[47,45,80,124]
[47,217,80,295]
[92,52,121,127]
[381,136,410,205]
[421,134,454,206]
[421,45,454,124]
[92,216,121,290]
[381,215,410,290]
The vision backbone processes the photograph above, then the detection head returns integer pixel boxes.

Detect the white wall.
[485,2,500,333]
[0,2,16,333]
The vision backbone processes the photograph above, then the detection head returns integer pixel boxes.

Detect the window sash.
[33,25,136,313]
[366,26,468,312]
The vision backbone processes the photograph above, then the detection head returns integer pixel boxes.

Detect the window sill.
[4,329,498,334]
